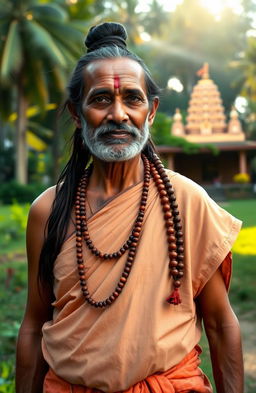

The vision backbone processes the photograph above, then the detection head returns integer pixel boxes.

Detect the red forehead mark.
[114,75,120,89]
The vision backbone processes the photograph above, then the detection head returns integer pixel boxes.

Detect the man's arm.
[198,267,244,393]
[16,188,55,393]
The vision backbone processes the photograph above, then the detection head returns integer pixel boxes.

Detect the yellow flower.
[232,227,256,255]
[233,173,250,184]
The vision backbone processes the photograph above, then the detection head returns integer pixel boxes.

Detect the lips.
[109,130,131,137]
[102,129,133,137]
[100,130,133,144]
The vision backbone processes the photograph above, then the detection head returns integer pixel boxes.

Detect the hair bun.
[85,22,128,53]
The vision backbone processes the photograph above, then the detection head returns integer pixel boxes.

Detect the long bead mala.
[75,154,184,308]
[151,154,184,304]
[75,154,151,308]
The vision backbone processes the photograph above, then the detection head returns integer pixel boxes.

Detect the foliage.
[100,0,145,45]
[138,0,251,115]
[0,146,14,183]
[0,0,254,185]
[151,112,219,155]
[0,0,83,109]
[237,100,256,141]
[0,202,29,249]
[0,361,15,393]
[0,182,46,205]
[151,112,172,142]
[0,0,84,184]
[9,203,29,235]
[237,35,256,101]
[55,0,105,22]
[0,258,27,363]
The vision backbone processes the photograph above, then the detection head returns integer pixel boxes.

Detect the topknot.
[85,22,128,53]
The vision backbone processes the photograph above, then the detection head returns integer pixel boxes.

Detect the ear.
[67,101,82,129]
[148,97,159,126]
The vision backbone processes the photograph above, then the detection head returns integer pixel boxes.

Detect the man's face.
[79,58,158,162]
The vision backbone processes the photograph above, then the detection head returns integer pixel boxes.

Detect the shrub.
[9,203,30,238]
[0,360,15,393]
[0,203,30,246]
[0,182,46,204]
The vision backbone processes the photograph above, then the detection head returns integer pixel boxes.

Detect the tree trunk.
[16,75,28,184]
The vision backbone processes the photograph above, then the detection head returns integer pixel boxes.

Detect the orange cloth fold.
[43,346,212,393]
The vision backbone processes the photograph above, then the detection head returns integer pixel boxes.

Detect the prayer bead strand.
[75,154,184,308]
[75,155,150,307]
[152,154,184,304]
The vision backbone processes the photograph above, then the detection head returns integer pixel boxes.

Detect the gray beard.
[80,117,150,162]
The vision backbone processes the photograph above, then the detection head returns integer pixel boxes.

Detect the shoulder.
[165,169,208,202]
[165,168,242,229]
[28,185,57,229]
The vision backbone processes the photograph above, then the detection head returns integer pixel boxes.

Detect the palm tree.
[0,0,84,184]
[142,0,168,37]
[102,0,143,45]
[238,36,256,101]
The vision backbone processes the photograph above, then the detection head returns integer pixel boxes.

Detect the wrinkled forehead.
[82,58,147,96]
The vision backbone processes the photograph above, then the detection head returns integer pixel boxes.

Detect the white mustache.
[93,123,140,140]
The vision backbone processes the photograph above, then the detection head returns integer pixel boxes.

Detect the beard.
[80,117,150,162]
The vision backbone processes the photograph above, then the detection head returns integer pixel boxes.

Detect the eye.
[91,95,111,104]
[126,95,144,104]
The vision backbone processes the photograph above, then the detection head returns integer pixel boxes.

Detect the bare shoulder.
[24,187,57,327]
[26,186,58,281]
[28,185,57,227]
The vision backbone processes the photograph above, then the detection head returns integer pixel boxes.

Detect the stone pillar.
[239,150,247,173]
[167,153,175,170]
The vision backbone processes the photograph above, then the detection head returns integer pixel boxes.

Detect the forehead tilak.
[114,75,120,89]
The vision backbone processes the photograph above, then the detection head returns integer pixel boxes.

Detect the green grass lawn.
[0,199,255,391]
[220,199,256,228]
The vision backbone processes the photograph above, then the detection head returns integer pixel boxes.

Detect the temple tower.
[173,63,245,143]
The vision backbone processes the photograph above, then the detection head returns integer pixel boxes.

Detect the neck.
[89,154,144,198]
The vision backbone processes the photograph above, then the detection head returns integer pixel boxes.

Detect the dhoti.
[43,346,212,393]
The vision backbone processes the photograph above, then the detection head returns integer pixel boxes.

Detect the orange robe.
[41,170,241,391]
[43,346,212,393]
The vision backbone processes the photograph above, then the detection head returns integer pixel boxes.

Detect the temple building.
[158,63,256,185]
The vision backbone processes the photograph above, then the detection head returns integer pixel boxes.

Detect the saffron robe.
[42,170,241,392]
[43,346,212,393]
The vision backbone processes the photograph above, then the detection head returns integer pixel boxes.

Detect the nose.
[106,100,129,123]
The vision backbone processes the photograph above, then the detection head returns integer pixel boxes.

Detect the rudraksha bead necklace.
[75,153,184,308]
[150,154,184,304]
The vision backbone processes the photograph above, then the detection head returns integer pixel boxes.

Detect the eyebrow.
[87,88,112,99]
[123,88,145,96]
[87,87,145,99]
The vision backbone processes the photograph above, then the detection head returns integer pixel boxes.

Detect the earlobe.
[67,101,82,129]
[148,97,159,126]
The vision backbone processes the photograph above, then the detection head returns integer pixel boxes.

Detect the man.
[16,22,244,393]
